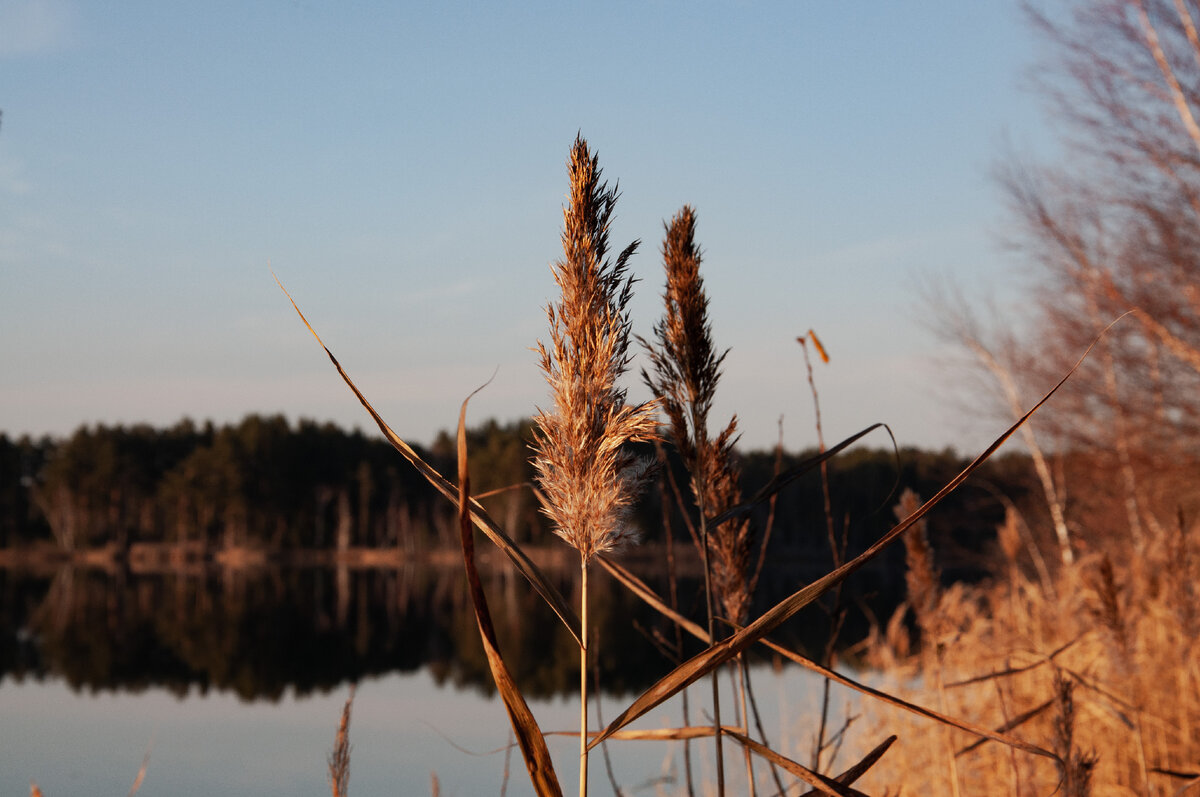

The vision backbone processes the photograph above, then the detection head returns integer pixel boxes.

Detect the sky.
[0,1,1060,455]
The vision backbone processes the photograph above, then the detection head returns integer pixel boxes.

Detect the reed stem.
[699,503,725,796]
[579,558,589,797]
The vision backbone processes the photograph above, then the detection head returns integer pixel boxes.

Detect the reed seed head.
[642,206,752,622]
[1053,671,1096,797]
[532,135,659,563]
[642,205,727,467]
[895,487,940,636]
[997,505,1023,565]
[328,684,354,797]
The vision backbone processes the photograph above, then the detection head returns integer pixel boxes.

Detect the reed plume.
[1053,671,1096,797]
[532,134,659,563]
[328,684,355,797]
[642,205,752,795]
[642,205,752,623]
[895,487,940,639]
[531,134,659,797]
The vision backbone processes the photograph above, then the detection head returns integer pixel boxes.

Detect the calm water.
[0,564,841,796]
[2,663,833,796]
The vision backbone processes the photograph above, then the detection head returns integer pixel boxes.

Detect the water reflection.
[2,660,829,797]
[0,556,883,701]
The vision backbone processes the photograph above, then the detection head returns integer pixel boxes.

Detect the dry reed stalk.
[328,684,355,797]
[500,728,513,797]
[796,330,836,567]
[531,135,659,797]
[749,417,785,593]
[127,743,151,797]
[896,488,940,638]
[857,506,1200,796]
[642,205,754,795]
[1052,671,1096,797]
[458,393,564,797]
[894,488,963,797]
[653,441,697,797]
[1086,555,1130,673]
[796,330,850,776]
[643,205,753,627]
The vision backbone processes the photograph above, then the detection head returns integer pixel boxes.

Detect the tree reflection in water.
[0,559,873,701]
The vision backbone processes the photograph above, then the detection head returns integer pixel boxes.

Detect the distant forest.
[0,414,1037,581]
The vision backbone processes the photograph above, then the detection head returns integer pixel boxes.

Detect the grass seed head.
[642,205,752,622]
[532,135,659,563]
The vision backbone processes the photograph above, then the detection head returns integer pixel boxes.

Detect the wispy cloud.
[0,0,78,58]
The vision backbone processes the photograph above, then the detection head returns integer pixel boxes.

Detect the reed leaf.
[944,638,1080,688]
[543,727,726,742]
[275,273,581,645]
[602,539,1058,761]
[591,333,1099,750]
[705,423,887,529]
[597,727,719,742]
[955,699,1054,757]
[722,730,862,796]
[456,389,563,797]
[755,636,1056,761]
[596,555,708,643]
[796,735,897,796]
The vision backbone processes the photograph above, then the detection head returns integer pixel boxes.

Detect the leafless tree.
[938,1,1200,553]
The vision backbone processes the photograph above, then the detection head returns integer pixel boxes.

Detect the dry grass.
[859,507,1200,796]
[531,133,659,564]
[328,685,355,797]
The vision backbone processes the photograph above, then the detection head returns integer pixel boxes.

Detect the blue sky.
[1,1,1056,453]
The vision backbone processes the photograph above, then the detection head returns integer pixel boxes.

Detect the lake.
[0,563,849,796]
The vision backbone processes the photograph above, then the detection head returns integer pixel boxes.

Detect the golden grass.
[858,512,1200,795]
[328,685,354,797]
[531,134,659,563]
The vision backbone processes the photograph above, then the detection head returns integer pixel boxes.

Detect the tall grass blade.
[456,388,563,797]
[604,545,1058,760]
[795,735,897,796]
[592,336,1099,750]
[722,730,862,796]
[596,555,709,643]
[943,639,1079,688]
[954,699,1053,757]
[706,423,887,529]
[756,636,1056,760]
[275,273,581,645]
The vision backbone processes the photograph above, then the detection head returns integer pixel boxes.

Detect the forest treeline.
[0,413,1035,579]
